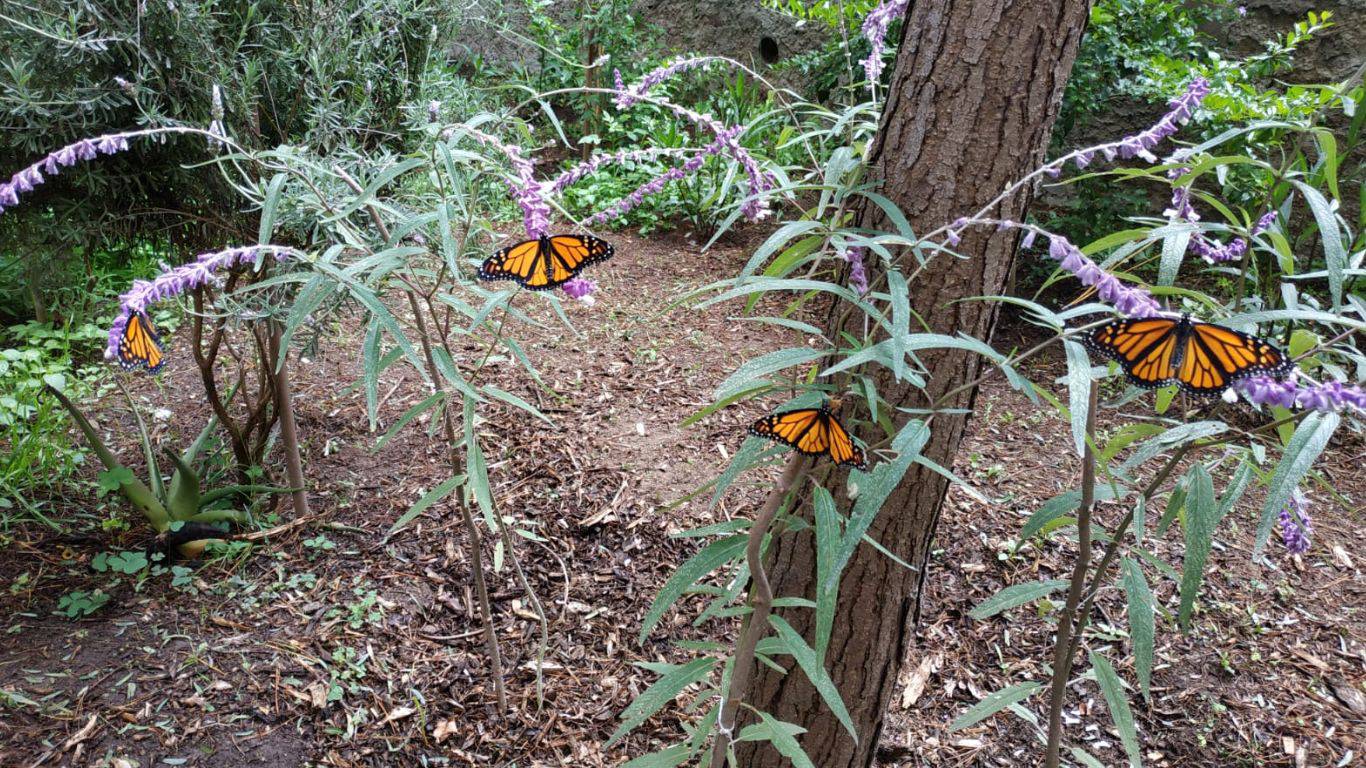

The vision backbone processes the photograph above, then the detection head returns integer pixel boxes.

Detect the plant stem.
[404,290,508,713]
[1045,381,1098,767]
[267,322,310,519]
[709,454,807,768]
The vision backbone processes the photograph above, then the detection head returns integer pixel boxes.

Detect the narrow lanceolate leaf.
[621,745,690,768]
[715,347,825,401]
[639,535,748,643]
[1157,226,1192,286]
[1254,411,1340,555]
[969,579,1070,620]
[1063,340,1092,456]
[1089,652,1142,767]
[1120,557,1155,700]
[1178,464,1217,628]
[1292,180,1346,308]
[769,615,857,741]
[386,475,464,538]
[755,711,816,768]
[812,485,840,658]
[1019,484,1128,542]
[607,657,717,746]
[948,681,1043,732]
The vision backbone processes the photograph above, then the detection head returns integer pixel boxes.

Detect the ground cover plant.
[0,1,1362,766]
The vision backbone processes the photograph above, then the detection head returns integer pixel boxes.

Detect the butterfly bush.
[1279,492,1313,554]
[105,245,300,361]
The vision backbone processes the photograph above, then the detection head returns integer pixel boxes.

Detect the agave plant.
[45,383,290,557]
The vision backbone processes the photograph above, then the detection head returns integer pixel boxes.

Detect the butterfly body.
[749,406,867,469]
[478,234,613,290]
[1084,314,1292,395]
[118,312,166,373]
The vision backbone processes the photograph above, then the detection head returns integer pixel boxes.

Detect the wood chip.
[62,715,98,750]
[901,652,942,708]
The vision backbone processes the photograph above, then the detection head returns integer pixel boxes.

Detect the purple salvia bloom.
[842,246,869,296]
[1045,234,1162,317]
[860,0,910,84]
[585,128,757,227]
[1021,229,1038,249]
[453,127,552,239]
[1237,375,1366,413]
[1252,210,1277,235]
[2,132,138,217]
[561,277,597,303]
[550,146,693,194]
[1278,492,1312,555]
[613,57,719,109]
[105,245,298,361]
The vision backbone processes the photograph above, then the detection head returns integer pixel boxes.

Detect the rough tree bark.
[733,2,1089,766]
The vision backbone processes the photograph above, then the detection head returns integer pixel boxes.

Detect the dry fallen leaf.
[62,714,98,750]
[901,652,942,708]
[433,719,460,743]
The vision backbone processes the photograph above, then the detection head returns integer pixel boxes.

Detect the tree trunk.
[733,2,1089,766]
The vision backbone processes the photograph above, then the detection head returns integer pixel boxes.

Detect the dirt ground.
[1,228,1362,768]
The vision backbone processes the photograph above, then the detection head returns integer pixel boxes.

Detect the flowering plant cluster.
[105,245,300,361]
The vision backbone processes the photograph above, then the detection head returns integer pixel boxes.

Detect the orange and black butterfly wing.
[118,313,165,373]
[546,234,613,287]
[749,408,822,453]
[823,413,868,470]
[479,238,552,289]
[749,408,867,469]
[1084,317,1181,389]
[1181,321,1293,396]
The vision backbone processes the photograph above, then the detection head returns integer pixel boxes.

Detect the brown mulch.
[0,228,1362,767]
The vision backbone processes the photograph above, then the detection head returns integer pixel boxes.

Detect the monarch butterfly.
[749,404,867,469]
[118,312,166,373]
[478,234,613,290]
[1084,314,1292,395]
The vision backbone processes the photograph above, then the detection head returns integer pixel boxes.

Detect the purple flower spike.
[1252,210,1277,235]
[105,245,299,362]
[613,57,718,109]
[451,127,552,239]
[860,0,910,84]
[1044,234,1162,317]
[842,246,869,296]
[1279,492,1312,555]
[2,131,138,218]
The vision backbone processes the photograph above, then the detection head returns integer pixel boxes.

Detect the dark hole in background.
[759,36,780,64]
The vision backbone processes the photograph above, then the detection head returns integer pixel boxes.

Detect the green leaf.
[1090,651,1142,768]
[812,485,840,658]
[1254,412,1339,555]
[768,615,856,741]
[639,535,748,643]
[608,658,717,746]
[1019,484,1128,542]
[1157,225,1193,286]
[969,579,1069,620]
[1118,421,1226,475]
[481,384,554,426]
[716,348,825,401]
[738,220,824,278]
[1063,340,1091,456]
[462,396,496,530]
[386,475,465,539]
[621,745,690,768]
[1178,464,1216,628]
[1120,558,1155,700]
[948,681,1042,732]
[257,173,287,245]
[824,420,929,590]
[1291,180,1346,307]
[755,711,815,768]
